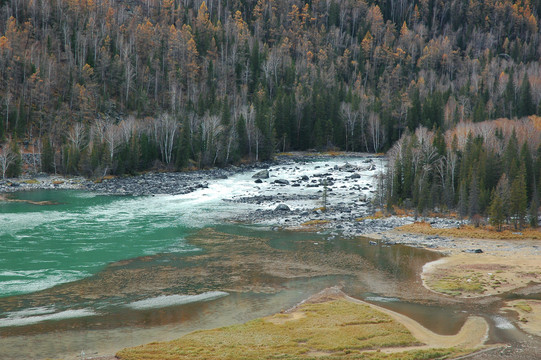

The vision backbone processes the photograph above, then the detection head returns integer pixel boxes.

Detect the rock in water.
[274,204,291,211]
[274,179,290,185]
[254,179,263,184]
[252,169,270,179]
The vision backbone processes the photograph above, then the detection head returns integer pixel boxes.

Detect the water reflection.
[0,226,463,359]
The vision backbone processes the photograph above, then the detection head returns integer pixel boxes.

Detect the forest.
[385,118,541,228]
[1,0,541,222]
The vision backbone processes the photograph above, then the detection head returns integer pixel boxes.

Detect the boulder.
[252,169,270,179]
[274,179,290,185]
[300,175,309,181]
[464,249,484,254]
[350,173,361,179]
[274,204,291,211]
[254,179,263,184]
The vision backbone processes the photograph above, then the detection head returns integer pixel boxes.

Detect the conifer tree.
[510,165,528,229]
[530,184,539,228]
[41,137,55,173]
[518,74,534,117]
[489,193,505,231]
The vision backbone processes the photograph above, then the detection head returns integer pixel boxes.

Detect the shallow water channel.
[0,158,534,359]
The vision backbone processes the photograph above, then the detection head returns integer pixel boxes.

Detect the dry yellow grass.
[357,211,385,221]
[301,219,330,226]
[117,299,471,360]
[398,221,541,240]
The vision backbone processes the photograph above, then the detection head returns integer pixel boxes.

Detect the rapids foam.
[0,308,96,327]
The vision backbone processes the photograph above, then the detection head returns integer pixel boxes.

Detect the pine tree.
[458,180,468,220]
[468,172,480,218]
[530,185,539,228]
[518,73,534,117]
[41,137,55,173]
[489,193,505,231]
[510,165,528,229]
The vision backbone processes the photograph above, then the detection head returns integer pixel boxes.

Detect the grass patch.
[428,275,485,296]
[117,299,470,360]
[398,221,541,240]
[24,179,39,184]
[52,180,64,185]
[514,302,533,313]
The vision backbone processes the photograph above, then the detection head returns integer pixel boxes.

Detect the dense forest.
[384,119,541,228]
[0,0,541,199]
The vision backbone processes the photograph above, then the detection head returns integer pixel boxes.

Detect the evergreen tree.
[468,172,480,218]
[41,137,55,173]
[458,180,468,219]
[510,165,528,229]
[518,74,534,117]
[407,89,422,131]
[489,193,505,231]
[530,184,539,228]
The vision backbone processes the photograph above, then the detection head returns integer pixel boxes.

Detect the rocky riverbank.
[0,152,463,244]
[0,162,275,196]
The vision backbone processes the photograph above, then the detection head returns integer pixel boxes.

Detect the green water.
[0,185,507,359]
[0,190,205,297]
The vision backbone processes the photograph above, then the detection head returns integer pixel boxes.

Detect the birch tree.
[0,141,18,179]
[153,114,179,165]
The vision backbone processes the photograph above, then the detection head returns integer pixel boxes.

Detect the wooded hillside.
[1,0,541,177]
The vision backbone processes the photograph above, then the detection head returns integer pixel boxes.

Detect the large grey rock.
[274,204,291,211]
[252,169,270,179]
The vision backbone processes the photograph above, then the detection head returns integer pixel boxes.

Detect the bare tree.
[153,114,179,165]
[368,112,383,152]
[0,142,17,179]
[67,122,87,151]
[340,102,359,151]
[200,113,223,165]
[103,121,121,172]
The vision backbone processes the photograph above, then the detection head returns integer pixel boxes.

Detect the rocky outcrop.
[252,170,269,179]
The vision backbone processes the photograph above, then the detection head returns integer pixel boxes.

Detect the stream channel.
[0,156,533,359]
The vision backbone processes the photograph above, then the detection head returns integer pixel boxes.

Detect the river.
[0,156,532,359]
